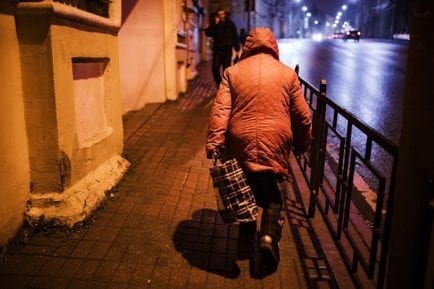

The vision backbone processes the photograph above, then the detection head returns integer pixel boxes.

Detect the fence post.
[308,79,327,218]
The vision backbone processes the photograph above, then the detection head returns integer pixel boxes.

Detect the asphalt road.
[278,38,409,145]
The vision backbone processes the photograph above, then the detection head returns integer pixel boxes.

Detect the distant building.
[356,0,410,39]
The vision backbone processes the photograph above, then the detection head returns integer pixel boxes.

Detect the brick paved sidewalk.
[0,62,352,289]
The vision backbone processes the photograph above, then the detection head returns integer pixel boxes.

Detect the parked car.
[344,30,361,41]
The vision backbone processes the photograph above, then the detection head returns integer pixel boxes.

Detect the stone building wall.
[0,0,129,245]
[0,1,30,247]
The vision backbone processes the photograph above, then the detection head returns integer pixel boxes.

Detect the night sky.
[314,0,358,15]
[314,0,339,14]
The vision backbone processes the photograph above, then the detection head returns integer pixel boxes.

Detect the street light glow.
[302,6,307,12]
[342,5,347,10]
[312,33,323,41]
[306,12,311,17]
[294,0,301,3]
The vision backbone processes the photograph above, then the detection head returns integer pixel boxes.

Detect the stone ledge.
[16,0,120,32]
[26,154,130,227]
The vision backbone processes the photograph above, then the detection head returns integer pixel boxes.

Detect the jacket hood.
[240,27,279,60]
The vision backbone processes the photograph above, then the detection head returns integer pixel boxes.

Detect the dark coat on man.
[205,19,240,52]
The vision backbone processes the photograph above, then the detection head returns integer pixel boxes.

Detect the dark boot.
[259,234,280,273]
[259,207,284,273]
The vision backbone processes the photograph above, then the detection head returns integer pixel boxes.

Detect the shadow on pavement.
[284,167,341,289]
[172,208,241,278]
[172,207,279,280]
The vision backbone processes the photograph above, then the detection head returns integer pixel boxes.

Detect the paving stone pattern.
[0,62,352,289]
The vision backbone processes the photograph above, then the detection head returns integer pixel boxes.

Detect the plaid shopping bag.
[209,158,258,223]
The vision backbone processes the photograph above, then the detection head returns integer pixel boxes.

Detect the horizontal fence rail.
[294,65,399,289]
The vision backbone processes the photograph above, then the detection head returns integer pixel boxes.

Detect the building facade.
[0,0,206,247]
[349,0,410,39]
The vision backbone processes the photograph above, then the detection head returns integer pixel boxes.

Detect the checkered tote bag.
[209,158,258,223]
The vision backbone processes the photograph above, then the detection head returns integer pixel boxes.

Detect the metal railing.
[294,65,399,289]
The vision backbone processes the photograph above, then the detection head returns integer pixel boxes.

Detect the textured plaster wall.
[73,61,111,147]
[14,3,128,226]
[16,17,63,192]
[49,21,124,187]
[119,0,180,113]
[119,0,166,112]
[0,0,128,237]
[0,11,30,246]
[163,0,179,102]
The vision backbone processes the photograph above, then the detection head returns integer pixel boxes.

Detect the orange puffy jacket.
[206,27,312,175]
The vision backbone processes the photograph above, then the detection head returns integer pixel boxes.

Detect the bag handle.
[212,151,223,166]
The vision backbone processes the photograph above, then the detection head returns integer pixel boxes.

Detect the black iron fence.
[294,65,399,289]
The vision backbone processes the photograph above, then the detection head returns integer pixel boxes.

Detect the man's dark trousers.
[212,46,233,86]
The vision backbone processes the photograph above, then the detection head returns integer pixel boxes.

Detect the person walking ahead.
[205,8,240,86]
[206,27,312,275]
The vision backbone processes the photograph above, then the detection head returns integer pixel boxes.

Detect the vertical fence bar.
[368,177,386,279]
[377,156,398,289]
[337,123,353,240]
[308,79,327,217]
[365,137,372,161]
[317,80,327,191]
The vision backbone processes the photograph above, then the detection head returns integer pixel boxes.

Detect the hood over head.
[240,27,279,60]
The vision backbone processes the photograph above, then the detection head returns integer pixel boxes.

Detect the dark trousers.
[244,172,285,241]
[211,47,233,85]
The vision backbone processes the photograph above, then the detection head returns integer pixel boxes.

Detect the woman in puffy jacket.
[206,27,312,275]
